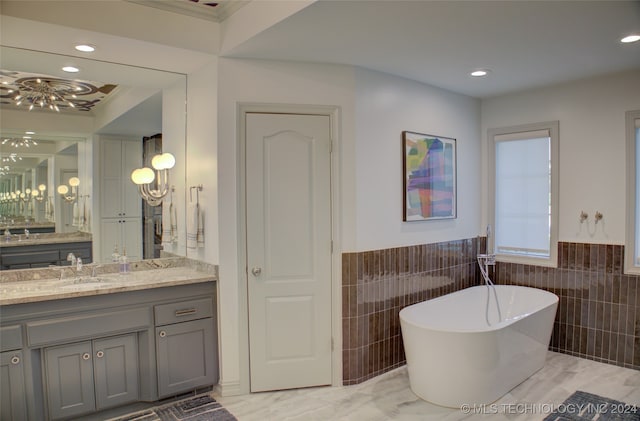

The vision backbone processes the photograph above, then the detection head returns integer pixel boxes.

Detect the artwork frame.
[402,131,457,221]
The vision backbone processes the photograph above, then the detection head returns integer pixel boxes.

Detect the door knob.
[251,267,262,276]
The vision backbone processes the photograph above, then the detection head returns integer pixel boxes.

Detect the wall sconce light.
[33,184,47,202]
[57,177,79,202]
[130,152,175,206]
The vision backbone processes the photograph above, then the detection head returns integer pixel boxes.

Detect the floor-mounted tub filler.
[399,283,558,408]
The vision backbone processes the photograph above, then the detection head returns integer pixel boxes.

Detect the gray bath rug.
[543,390,639,421]
[110,394,237,421]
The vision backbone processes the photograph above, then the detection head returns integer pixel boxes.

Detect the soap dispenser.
[119,247,130,274]
[111,244,120,263]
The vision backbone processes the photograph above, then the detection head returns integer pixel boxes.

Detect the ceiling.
[220,0,640,98]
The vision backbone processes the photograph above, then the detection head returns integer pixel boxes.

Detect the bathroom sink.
[57,277,115,289]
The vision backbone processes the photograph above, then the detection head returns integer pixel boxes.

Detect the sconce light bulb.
[57,185,69,195]
[68,177,80,187]
[39,184,46,192]
[131,167,155,185]
[151,152,176,170]
[32,190,39,197]
[25,188,31,194]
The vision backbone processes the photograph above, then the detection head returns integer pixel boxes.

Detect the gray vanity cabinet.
[1,324,27,421]
[155,298,217,397]
[2,281,216,420]
[1,350,28,421]
[43,333,139,420]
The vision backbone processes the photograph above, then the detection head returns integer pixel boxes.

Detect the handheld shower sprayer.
[486,224,492,255]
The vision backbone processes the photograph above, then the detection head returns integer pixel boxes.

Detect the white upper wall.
[354,68,481,251]
[185,59,219,264]
[481,70,640,245]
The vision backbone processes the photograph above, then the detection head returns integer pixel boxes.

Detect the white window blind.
[495,130,551,257]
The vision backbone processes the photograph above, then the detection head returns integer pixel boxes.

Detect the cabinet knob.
[96,351,104,358]
[159,330,167,338]
[82,353,91,360]
[10,356,20,365]
[251,267,262,276]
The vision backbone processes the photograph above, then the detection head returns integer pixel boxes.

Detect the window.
[488,121,559,266]
[625,110,640,274]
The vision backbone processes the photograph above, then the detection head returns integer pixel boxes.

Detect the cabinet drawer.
[27,307,151,347]
[0,325,23,352]
[154,298,213,326]
[1,250,59,266]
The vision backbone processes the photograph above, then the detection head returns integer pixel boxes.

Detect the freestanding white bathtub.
[399,285,558,408]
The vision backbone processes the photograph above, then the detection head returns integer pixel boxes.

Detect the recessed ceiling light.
[470,69,490,77]
[75,44,95,52]
[620,34,640,43]
[25,131,35,135]
[62,66,80,73]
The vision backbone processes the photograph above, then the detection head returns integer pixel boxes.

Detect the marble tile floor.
[215,352,640,421]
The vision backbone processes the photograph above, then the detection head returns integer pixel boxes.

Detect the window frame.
[625,110,640,275]
[487,121,560,267]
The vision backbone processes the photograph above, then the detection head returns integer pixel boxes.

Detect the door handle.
[251,267,262,276]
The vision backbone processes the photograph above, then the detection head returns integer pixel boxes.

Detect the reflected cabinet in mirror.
[0,46,187,266]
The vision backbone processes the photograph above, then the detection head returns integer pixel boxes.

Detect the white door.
[246,113,332,392]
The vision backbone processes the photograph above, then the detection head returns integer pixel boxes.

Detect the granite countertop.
[0,259,217,305]
[0,231,92,248]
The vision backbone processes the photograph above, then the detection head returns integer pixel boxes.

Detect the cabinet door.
[156,318,216,398]
[93,334,139,410]
[122,141,142,218]
[100,219,123,262]
[1,351,27,421]
[101,140,124,218]
[122,218,142,262]
[44,342,96,420]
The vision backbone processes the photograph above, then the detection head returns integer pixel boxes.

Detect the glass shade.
[131,167,155,184]
[151,152,176,170]
[68,177,80,187]
[57,185,69,195]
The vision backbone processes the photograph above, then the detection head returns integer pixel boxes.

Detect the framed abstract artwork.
[402,131,457,221]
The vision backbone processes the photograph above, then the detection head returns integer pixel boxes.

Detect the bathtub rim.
[399,284,558,334]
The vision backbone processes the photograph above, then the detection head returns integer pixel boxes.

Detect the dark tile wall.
[495,242,640,370]
[341,237,482,385]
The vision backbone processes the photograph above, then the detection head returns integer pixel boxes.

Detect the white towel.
[161,202,173,247]
[72,202,80,226]
[77,198,85,227]
[187,202,198,249]
[170,201,178,242]
[197,205,204,248]
[48,197,54,222]
[82,196,89,229]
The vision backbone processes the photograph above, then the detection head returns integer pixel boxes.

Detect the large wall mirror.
[0,45,187,264]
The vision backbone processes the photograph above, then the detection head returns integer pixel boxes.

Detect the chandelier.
[0,166,9,176]
[2,137,38,148]
[1,153,22,162]
[11,77,80,112]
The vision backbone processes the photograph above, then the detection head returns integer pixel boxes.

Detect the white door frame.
[236,103,342,393]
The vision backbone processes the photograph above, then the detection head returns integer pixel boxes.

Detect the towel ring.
[190,184,203,204]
